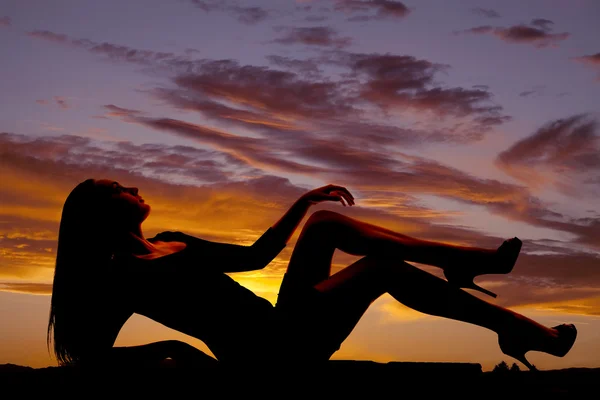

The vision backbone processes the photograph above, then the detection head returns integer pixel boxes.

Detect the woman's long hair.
[47,179,119,365]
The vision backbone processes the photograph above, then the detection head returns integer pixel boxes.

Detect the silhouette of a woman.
[47,179,577,370]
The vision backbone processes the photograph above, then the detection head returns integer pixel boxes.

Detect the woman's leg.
[281,209,522,298]
[312,255,576,369]
[302,210,518,272]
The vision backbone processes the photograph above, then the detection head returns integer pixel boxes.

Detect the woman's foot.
[498,314,577,371]
[443,237,522,298]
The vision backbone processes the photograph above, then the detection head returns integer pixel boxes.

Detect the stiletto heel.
[516,354,537,372]
[443,237,522,298]
[498,323,577,371]
[500,345,538,371]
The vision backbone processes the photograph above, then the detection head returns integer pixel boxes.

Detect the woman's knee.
[305,210,344,229]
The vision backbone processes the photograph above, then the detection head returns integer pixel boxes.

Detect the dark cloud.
[0,16,11,26]
[234,6,269,24]
[27,30,199,73]
[33,97,70,109]
[27,30,70,43]
[455,21,569,48]
[531,18,554,31]
[573,53,600,81]
[172,59,354,119]
[496,114,599,173]
[0,131,251,187]
[273,26,352,48]
[128,110,600,250]
[305,15,329,22]
[456,25,493,35]
[188,0,270,24]
[518,85,545,98]
[103,104,144,118]
[334,0,411,21]
[331,52,509,132]
[494,25,569,48]
[496,114,600,199]
[26,29,510,141]
[574,53,600,65]
[471,8,500,19]
[265,55,322,78]
[138,117,324,175]
[54,96,69,109]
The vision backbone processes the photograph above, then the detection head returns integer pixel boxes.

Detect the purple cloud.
[455,20,570,48]
[273,26,352,48]
[188,0,270,24]
[335,0,411,21]
[471,8,501,19]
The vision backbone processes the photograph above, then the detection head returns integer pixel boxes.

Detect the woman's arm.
[147,185,354,274]
[213,185,354,273]
[270,184,355,244]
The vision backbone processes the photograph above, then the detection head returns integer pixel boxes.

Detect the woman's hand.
[301,184,355,207]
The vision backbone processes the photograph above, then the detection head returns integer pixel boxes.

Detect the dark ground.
[1,361,598,397]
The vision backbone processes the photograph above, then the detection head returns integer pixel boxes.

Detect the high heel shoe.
[443,237,522,298]
[498,323,577,371]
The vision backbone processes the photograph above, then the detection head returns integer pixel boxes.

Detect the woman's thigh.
[276,211,339,309]
[275,255,388,361]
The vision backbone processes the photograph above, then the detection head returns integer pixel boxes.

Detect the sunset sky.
[1,0,599,371]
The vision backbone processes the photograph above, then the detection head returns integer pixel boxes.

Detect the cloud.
[518,85,545,98]
[471,8,500,19]
[171,59,354,120]
[26,29,510,142]
[0,282,53,295]
[0,16,11,26]
[496,114,600,197]
[120,105,600,250]
[53,96,69,109]
[273,26,352,48]
[2,131,599,313]
[530,18,554,31]
[334,0,411,21]
[573,53,600,81]
[103,104,144,118]
[494,25,569,48]
[188,0,270,24]
[329,51,509,134]
[574,53,600,66]
[33,97,70,109]
[266,55,322,78]
[27,30,191,70]
[455,20,570,48]
[27,30,70,43]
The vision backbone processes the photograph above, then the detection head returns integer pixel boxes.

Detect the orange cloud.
[2,132,599,316]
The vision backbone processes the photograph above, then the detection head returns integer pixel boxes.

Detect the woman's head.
[63,179,150,237]
[47,178,150,365]
[93,179,151,230]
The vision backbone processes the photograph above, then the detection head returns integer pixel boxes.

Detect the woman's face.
[94,179,151,226]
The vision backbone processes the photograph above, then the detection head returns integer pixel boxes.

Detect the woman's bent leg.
[311,255,575,368]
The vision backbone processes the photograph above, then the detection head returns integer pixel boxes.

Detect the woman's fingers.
[334,189,354,206]
[331,185,354,203]
[331,191,351,206]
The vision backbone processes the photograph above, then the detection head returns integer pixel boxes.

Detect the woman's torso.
[106,231,277,363]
